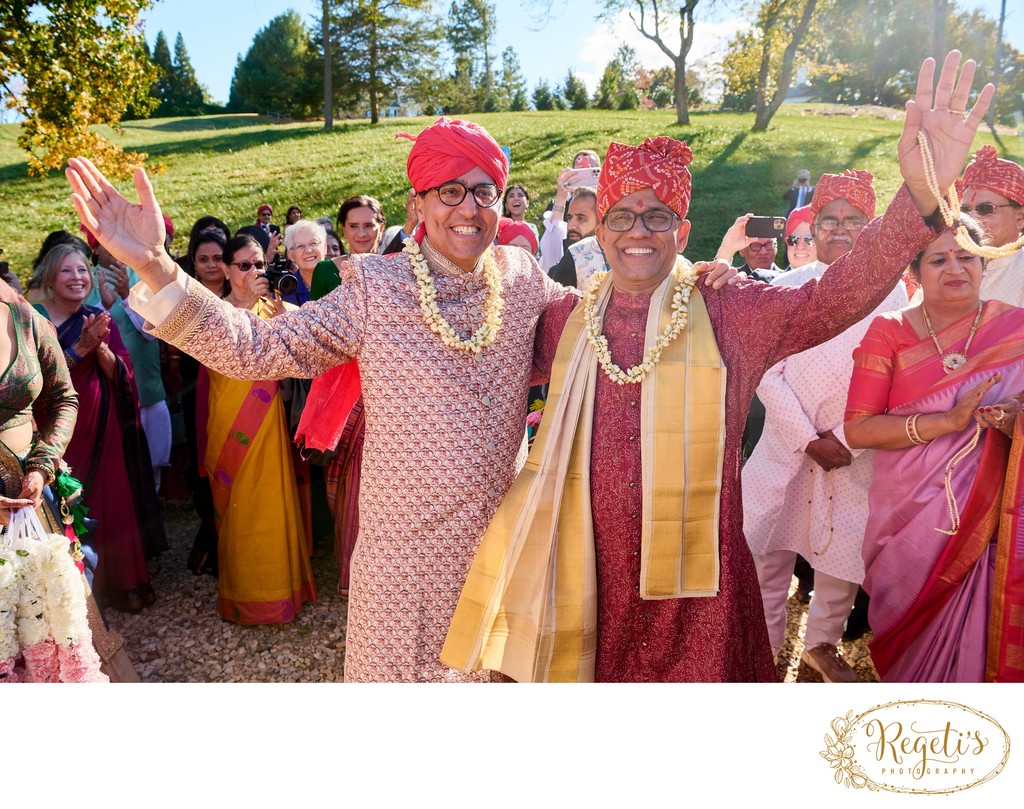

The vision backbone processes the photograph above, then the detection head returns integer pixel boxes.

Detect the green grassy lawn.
[1,107,1019,280]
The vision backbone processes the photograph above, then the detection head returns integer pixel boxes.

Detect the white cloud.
[572,10,748,95]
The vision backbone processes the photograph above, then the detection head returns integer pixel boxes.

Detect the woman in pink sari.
[845,221,1024,682]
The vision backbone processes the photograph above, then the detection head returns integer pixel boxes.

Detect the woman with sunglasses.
[203,234,316,624]
[783,205,817,270]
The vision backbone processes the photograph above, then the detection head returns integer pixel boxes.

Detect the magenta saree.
[847,300,1024,682]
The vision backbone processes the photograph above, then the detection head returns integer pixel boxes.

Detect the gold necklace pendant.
[941,352,969,372]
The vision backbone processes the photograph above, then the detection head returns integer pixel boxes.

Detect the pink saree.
[847,300,1024,682]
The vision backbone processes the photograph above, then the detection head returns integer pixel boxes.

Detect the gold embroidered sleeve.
[150,267,367,381]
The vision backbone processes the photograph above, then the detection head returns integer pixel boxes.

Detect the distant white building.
[365,95,421,119]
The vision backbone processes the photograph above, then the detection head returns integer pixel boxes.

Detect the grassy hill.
[1,107,1019,280]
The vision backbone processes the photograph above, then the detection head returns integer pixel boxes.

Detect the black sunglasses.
[786,236,814,246]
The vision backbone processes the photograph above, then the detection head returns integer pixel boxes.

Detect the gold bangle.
[906,413,930,445]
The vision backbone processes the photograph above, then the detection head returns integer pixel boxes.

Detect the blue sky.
[140,0,1022,106]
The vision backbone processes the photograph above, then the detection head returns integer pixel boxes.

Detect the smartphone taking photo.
[745,216,786,239]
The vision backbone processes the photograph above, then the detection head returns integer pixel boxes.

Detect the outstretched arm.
[707,51,993,380]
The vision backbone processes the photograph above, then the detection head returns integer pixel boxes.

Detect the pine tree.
[169,33,205,115]
[228,11,321,118]
[563,70,589,110]
[150,31,174,115]
[496,46,527,112]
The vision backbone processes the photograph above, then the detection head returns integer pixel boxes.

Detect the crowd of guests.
[3,50,1022,684]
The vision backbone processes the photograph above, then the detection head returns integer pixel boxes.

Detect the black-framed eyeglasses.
[961,202,1015,217]
[747,240,777,253]
[427,180,502,208]
[602,209,678,232]
[786,235,814,247]
[816,217,866,233]
[230,260,266,271]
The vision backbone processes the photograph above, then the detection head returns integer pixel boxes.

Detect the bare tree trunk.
[987,0,1006,128]
[322,0,332,131]
[624,0,697,124]
[369,17,379,124]
[932,0,948,59]
[484,4,493,97]
[752,0,819,132]
[675,60,689,124]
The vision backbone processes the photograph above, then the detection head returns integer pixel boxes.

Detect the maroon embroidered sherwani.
[587,186,937,681]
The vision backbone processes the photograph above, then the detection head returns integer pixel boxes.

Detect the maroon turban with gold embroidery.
[960,145,1024,205]
[810,169,876,220]
[597,137,694,220]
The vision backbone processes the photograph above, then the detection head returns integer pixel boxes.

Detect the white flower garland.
[0,518,105,682]
[405,237,504,353]
[584,257,698,385]
[0,551,17,667]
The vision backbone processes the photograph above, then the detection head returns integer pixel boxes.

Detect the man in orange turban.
[960,145,1024,305]
[444,51,995,683]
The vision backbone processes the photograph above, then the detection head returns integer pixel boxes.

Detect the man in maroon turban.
[959,145,1024,305]
[743,164,907,684]
[444,52,995,683]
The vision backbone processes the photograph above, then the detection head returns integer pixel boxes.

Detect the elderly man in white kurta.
[743,170,907,683]
[959,146,1024,305]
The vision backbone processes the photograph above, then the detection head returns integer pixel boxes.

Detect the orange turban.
[960,145,1024,205]
[397,117,509,193]
[810,169,876,220]
[785,205,815,239]
[597,137,693,220]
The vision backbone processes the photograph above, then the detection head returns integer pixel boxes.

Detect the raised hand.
[66,157,178,292]
[897,50,995,215]
[715,214,756,262]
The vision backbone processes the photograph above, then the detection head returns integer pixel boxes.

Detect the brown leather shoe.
[801,643,858,683]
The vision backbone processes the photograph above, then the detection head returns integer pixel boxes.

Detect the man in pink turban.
[444,52,995,683]
[76,115,580,682]
[959,145,1024,305]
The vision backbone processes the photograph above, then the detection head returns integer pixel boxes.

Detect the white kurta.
[742,260,908,583]
[979,247,1024,307]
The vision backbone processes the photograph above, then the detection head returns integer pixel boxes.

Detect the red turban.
[257,204,273,216]
[960,145,1024,206]
[397,117,509,193]
[785,205,815,239]
[79,223,98,249]
[597,137,693,220]
[810,169,876,220]
[496,218,538,254]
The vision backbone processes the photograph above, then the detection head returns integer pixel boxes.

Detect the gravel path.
[108,501,877,683]
[106,503,349,682]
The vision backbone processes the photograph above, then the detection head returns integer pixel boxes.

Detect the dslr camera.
[260,254,299,297]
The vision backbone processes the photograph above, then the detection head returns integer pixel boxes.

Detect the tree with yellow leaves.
[0,1,157,179]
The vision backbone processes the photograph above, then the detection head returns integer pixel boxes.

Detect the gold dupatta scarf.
[441,268,726,682]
